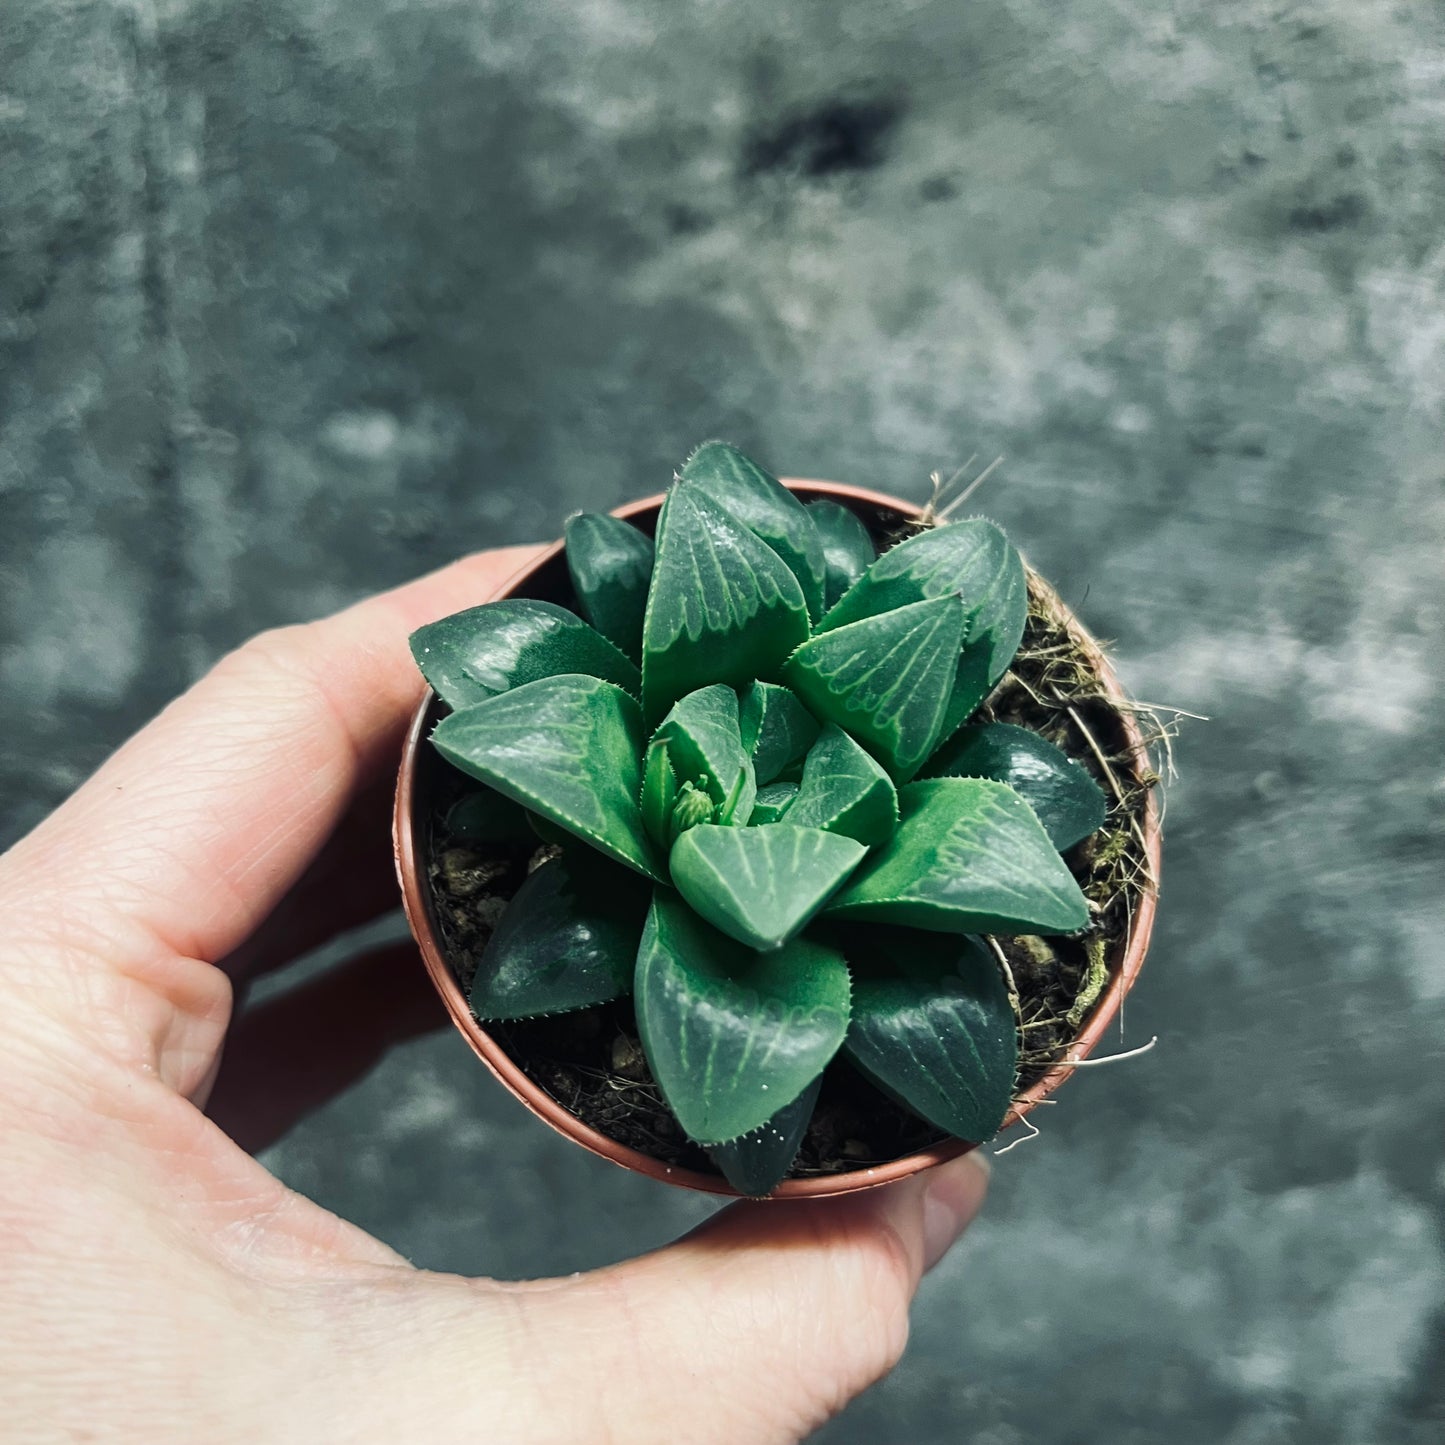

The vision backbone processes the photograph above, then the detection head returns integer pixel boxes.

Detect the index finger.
[0,544,546,970]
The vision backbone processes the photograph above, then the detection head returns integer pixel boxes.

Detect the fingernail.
[921,1152,990,1273]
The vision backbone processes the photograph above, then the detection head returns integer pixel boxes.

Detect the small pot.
[394,481,1161,1198]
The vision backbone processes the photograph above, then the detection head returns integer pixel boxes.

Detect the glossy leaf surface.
[783,596,965,781]
[639,737,678,852]
[634,892,850,1143]
[432,676,660,879]
[739,681,820,785]
[827,778,1089,934]
[411,599,640,711]
[564,512,654,661]
[444,787,533,845]
[679,441,827,620]
[670,823,866,951]
[924,722,1107,849]
[806,498,877,610]
[843,929,1016,1142]
[653,684,756,825]
[471,851,651,1019]
[817,519,1026,686]
[641,484,809,719]
[707,1075,822,1196]
[750,781,799,825]
[785,725,898,845]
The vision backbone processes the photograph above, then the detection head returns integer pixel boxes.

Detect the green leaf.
[707,1075,822,1196]
[679,440,827,621]
[641,484,810,720]
[750,781,799,825]
[471,852,651,1019]
[739,681,821,785]
[923,722,1107,850]
[639,737,678,852]
[653,684,756,825]
[806,499,876,610]
[783,596,965,781]
[669,823,866,951]
[564,512,655,661]
[843,929,1017,1142]
[785,725,898,845]
[411,599,640,711]
[432,676,661,880]
[444,787,533,845]
[827,778,1089,934]
[938,643,994,742]
[634,892,850,1144]
[819,519,1027,686]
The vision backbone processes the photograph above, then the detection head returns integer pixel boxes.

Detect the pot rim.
[394,479,1161,1199]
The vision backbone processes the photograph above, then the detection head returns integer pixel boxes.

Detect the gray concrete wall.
[3,3,1443,1440]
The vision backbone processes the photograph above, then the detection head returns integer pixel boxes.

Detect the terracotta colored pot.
[394,480,1162,1199]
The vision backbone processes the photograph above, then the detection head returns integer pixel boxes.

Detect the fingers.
[0,543,543,1093]
[205,942,445,1153]
[374,1154,989,1445]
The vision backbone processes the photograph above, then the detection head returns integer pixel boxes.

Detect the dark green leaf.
[843,929,1016,1142]
[641,484,810,720]
[444,787,533,845]
[750,781,799,825]
[411,599,640,711]
[640,737,678,852]
[471,852,651,1019]
[432,676,661,879]
[564,512,655,661]
[806,499,876,610]
[653,684,756,825]
[819,519,1027,686]
[679,440,827,621]
[739,681,820,785]
[707,1076,822,1196]
[669,823,866,951]
[634,892,850,1144]
[938,643,994,743]
[827,778,1089,933]
[923,722,1107,849]
[785,725,898,845]
[783,596,965,781]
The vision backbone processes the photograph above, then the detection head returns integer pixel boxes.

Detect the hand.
[0,544,989,1444]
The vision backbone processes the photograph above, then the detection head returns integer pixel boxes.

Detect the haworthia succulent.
[564,512,655,661]
[843,929,1017,1142]
[641,484,809,719]
[411,599,640,710]
[634,891,851,1144]
[783,596,965,781]
[669,823,866,951]
[827,777,1089,934]
[679,440,827,621]
[923,721,1107,850]
[432,675,661,880]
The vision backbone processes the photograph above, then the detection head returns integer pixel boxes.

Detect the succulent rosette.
[410,442,1106,1194]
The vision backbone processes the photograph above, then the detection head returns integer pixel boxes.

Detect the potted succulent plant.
[394,442,1159,1197]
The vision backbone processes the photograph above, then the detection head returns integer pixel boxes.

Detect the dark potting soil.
[423,565,1160,1182]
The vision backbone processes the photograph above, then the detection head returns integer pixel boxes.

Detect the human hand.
[0,544,990,1444]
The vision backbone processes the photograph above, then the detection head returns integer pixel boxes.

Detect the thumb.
[373,1152,989,1445]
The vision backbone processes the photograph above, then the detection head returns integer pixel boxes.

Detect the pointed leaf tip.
[641,484,809,719]
[679,441,827,620]
[827,777,1089,934]
[669,823,866,951]
[783,595,965,781]
[634,892,850,1145]
[431,675,660,879]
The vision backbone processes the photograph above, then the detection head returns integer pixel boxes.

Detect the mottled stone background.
[3,2,1443,1440]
